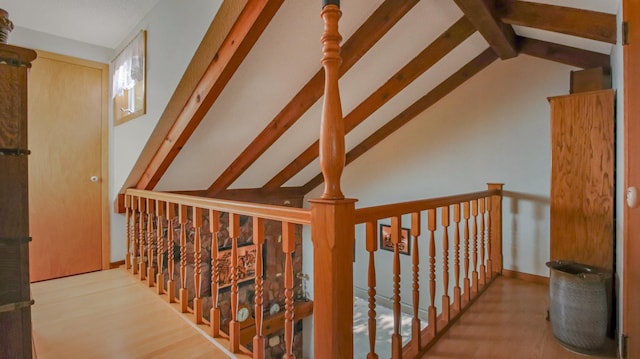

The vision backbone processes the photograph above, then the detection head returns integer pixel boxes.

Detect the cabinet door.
[549,90,614,271]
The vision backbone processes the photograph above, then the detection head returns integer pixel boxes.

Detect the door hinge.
[623,21,630,46]
[621,334,629,359]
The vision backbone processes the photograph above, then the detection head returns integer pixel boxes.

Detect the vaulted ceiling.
[119,0,618,208]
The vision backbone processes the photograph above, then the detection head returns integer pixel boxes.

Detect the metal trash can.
[546,260,611,353]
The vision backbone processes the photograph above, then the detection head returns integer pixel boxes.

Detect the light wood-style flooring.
[425,276,617,359]
[31,268,238,359]
[30,269,617,359]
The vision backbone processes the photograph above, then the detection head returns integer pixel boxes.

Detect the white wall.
[306,54,577,310]
[109,0,222,261]
[612,0,625,349]
[9,26,112,63]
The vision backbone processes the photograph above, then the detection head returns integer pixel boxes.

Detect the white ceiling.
[0,0,159,48]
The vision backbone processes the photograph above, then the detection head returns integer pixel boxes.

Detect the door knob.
[627,186,638,208]
[90,176,99,183]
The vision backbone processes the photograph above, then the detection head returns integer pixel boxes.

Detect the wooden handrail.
[126,189,311,224]
[354,189,501,224]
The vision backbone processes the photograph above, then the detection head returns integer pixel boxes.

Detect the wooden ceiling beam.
[302,48,499,194]
[262,17,477,192]
[498,0,616,44]
[204,0,420,197]
[452,0,517,59]
[134,0,284,190]
[518,36,611,69]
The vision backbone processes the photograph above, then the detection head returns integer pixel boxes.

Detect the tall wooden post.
[309,1,356,358]
[0,43,36,359]
[487,183,503,275]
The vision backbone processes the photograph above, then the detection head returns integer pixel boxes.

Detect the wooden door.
[28,51,108,282]
[549,90,615,272]
[624,0,640,356]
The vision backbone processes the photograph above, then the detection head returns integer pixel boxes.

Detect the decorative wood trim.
[502,269,549,286]
[263,17,477,192]
[452,0,517,59]
[168,187,305,206]
[204,0,420,197]
[518,36,611,70]
[303,48,498,194]
[498,0,616,44]
[134,0,284,191]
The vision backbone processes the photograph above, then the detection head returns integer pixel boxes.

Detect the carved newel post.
[309,1,357,358]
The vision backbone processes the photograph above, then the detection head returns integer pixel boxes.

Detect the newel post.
[309,1,356,358]
[487,183,503,275]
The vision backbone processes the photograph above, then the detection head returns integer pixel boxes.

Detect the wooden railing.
[354,184,503,358]
[123,189,313,358]
[123,184,503,358]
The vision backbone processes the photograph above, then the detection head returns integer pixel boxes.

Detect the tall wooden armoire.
[0,43,37,358]
[549,89,615,272]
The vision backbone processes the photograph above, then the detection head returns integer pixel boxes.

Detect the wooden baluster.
[365,222,378,359]
[138,197,147,281]
[229,213,241,352]
[471,199,479,294]
[410,212,421,351]
[479,198,486,286]
[441,206,450,323]
[125,194,132,270]
[488,183,504,276]
[390,216,403,358]
[427,209,437,337]
[131,196,139,275]
[209,209,221,337]
[453,204,462,312]
[253,217,265,359]
[166,203,176,303]
[485,196,493,280]
[193,207,203,324]
[146,198,155,287]
[282,222,296,359]
[156,200,165,295]
[319,1,345,200]
[463,201,470,302]
[179,204,188,312]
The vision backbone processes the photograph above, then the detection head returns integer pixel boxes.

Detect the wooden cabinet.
[549,89,615,271]
[0,43,37,358]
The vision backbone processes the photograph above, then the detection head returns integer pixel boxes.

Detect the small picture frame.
[216,244,258,288]
[379,223,411,255]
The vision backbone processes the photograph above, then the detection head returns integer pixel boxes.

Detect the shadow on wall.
[503,190,550,275]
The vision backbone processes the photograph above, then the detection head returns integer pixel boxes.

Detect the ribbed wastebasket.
[546,260,611,353]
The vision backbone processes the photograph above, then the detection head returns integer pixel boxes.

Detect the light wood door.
[549,90,615,271]
[28,52,107,282]
[624,0,640,356]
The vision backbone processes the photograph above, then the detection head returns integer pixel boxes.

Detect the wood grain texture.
[0,44,35,359]
[263,17,477,192]
[518,37,611,70]
[136,0,284,190]
[303,49,498,194]
[205,0,420,197]
[453,0,517,59]
[499,0,616,44]
[549,90,614,271]
[28,54,104,282]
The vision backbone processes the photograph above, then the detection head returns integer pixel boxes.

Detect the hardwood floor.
[30,268,237,359]
[425,276,617,359]
[30,269,617,358]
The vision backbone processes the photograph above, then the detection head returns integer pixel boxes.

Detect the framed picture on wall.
[216,244,258,289]
[379,223,411,255]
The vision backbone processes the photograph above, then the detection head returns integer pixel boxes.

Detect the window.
[112,30,146,125]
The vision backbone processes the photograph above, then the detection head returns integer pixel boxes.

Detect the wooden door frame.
[33,50,110,270]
